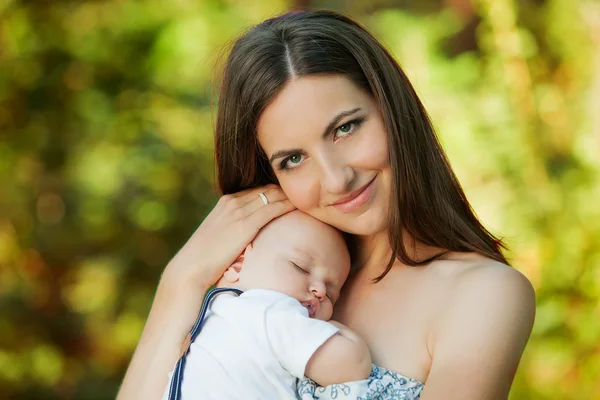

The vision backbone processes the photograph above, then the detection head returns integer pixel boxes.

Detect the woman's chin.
[330,213,388,236]
[302,206,388,236]
[342,222,387,236]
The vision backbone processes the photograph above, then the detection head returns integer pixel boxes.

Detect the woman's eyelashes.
[277,117,366,171]
[333,117,364,140]
[279,153,304,171]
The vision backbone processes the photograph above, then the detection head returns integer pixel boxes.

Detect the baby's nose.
[311,282,327,298]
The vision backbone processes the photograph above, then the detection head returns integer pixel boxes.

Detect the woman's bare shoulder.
[421,254,536,397]
[428,252,531,285]
[428,253,535,309]
[397,253,535,309]
[458,259,534,303]
[426,253,536,355]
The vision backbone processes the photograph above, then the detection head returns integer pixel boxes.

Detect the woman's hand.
[117,184,295,400]
[165,184,296,288]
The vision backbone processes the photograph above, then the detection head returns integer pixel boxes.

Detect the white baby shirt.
[162,288,340,400]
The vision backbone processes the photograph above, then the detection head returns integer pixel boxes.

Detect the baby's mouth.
[301,298,319,318]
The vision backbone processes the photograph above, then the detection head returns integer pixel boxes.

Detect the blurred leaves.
[0,0,599,399]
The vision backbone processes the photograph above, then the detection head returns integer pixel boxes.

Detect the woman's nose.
[318,155,355,194]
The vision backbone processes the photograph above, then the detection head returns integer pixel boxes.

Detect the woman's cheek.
[280,174,319,211]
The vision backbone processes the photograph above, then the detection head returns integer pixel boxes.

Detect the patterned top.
[297,364,424,400]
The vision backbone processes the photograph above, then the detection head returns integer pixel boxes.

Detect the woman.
[118,10,535,400]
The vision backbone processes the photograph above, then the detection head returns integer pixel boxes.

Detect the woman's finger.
[247,199,296,229]
[230,183,278,199]
[166,183,292,289]
[241,187,289,215]
[238,185,284,206]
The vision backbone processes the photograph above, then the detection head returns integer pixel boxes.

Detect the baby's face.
[238,211,350,321]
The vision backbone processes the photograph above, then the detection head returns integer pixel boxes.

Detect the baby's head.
[217,210,350,321]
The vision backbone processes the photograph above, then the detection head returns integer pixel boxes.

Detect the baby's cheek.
[321,300,334,321]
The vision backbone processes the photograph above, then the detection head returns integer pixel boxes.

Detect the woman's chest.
[332,271,440,383]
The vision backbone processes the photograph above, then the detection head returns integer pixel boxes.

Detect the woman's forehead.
[256,75,371,147]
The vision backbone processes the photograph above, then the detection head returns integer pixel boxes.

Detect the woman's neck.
[353,230,393,275]
[353,230,447,278]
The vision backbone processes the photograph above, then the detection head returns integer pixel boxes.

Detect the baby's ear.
[222,247,248,284]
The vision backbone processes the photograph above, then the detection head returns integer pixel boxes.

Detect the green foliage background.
[1,0,599,399]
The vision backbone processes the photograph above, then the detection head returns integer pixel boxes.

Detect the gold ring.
[258,192,269,205]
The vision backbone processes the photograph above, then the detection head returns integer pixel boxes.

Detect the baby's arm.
[304,320,372,386]
[265,296,372,386]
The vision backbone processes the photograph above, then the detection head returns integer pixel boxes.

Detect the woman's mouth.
[330,175,377,213]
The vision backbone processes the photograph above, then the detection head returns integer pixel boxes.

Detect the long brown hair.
[215,10,508,280]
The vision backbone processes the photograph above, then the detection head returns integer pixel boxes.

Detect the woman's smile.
[329,175,377,213]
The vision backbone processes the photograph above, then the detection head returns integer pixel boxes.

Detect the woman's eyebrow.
[269,148,302,164]
[321,107,362,139]
[268,107,362,164]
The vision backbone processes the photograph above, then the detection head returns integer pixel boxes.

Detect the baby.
[162,210,371,400]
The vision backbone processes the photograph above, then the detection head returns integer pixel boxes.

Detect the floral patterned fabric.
[297,364,424,400]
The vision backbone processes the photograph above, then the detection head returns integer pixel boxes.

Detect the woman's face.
[257,74,392,235]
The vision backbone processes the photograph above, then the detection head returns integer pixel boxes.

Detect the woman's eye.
[280,154,304,171]
[338,123,353,134]
[334,118,363,139]
[288,154,302,164]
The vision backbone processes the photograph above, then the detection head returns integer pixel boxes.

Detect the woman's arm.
[116,267,210,400]
[116,185,295,400]
[421,264,536,400]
